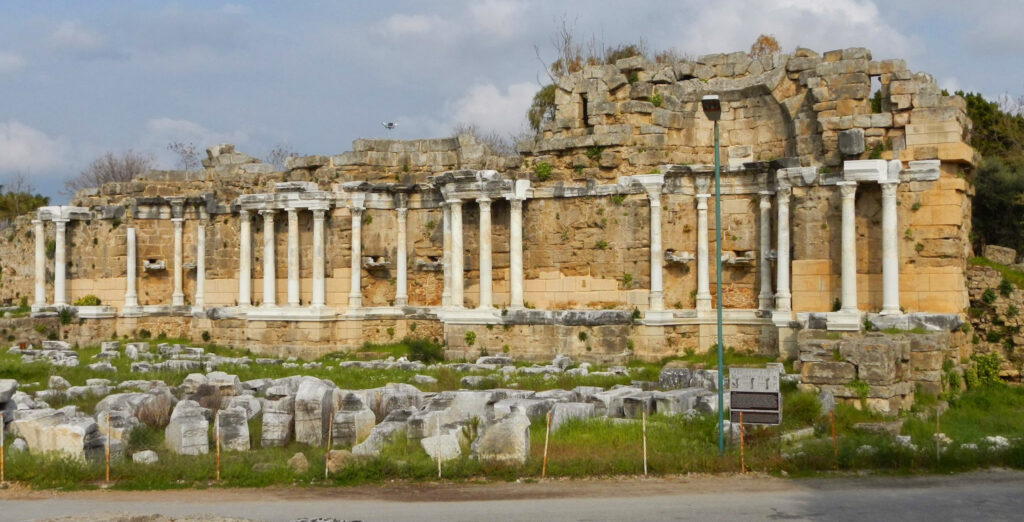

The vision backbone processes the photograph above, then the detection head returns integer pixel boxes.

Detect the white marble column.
[509,198,524,308]
[124,227,138,310]
[238,210,252,307]
[171,218,185,307]
[395,207,409,306]
[33,219,45,307]
[477,197,493,309]
[312,209,326,308]
[194,224,206,310]
[349,206,364,309]
[260,210,277,307]
[441,203,452,307]
[758,191,773,311]
[647,190,665,311]
[53,219,68,307]
[286,209,300,307]
[449,199,464,308]
[880,180,901,315]
[695,194,711,312]
[775,185,792,312]
[838,181,858,313]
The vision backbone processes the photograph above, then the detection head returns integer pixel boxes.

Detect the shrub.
[534,162,553,181]
[137,393,173,429]
[999,278,1014,297]
[648,93,662,107]
[464,331,476,346]
[611,194,625,205]
[586,146,604,161]
[201,330,211,342]
[58,307,72,325]
[72,294,101,306]
[596,240,608,250]
[405,337,444,363]
[982,289,998,304]
[578,331,588,342]
[138,329,152,339]
[972,352,1002,386]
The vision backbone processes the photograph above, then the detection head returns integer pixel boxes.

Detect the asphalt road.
[2,470,1023,521]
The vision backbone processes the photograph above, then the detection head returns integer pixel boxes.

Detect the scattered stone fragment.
[288,452,309,473]
[132,450,159,465]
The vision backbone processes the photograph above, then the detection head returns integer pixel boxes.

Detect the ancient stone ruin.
[0,47,974,375]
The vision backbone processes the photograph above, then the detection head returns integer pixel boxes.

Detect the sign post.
[729,367,782,426]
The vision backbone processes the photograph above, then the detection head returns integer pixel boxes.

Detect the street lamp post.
[701,94,725,455]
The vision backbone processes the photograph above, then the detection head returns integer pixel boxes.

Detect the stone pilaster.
[695,175,712,313]
[509,198,524,308]
[395,207,409,306]
[311,209,326,308]
[839,181,858,313]
[260,210,277,307]
[238,210,252,307]
[195,223,205,310]
[171,217,185,307]
[349,206,364,309]
[33,219,45,307]
[880,180,901,315]
[758,190,773,311]
[477,197,493,309]
[774,184,792,314]
[287,209,300,307]
[449,198,464,308]
[645,183,665,312]
[53,219,67,307]
[124,227,138,310]
[441,203,452,307]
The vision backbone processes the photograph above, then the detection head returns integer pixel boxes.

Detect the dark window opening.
[580,93,590,129]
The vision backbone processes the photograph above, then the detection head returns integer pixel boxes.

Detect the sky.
[2,0,1023,202]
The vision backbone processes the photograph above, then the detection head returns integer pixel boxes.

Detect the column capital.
[695,193,709,210]
[239,208,251,217]
[477,196,492,206]
[694,172,712,194]
[396,207,408,218]
[259,209,277,217]
[52,217,69,225]
[838,180,858,199]
[879,179,900,196]
[350,206,365,216]
[31,218,42,225]
[286,208,298,216]
[313,208,327,219]
[171,217,185,224]
[444,197,462,207]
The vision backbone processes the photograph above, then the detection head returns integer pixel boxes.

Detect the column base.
[395,297,408,307]
[878,307,901,316]
[75,305,117,319]
[120,305,143,318]
[826,310,862,331]
[772,309,795,327]
[643,310,676,325]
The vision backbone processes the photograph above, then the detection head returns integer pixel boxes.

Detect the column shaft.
[509,199,524,308]
[758,191,773,311]
[195,224,206,310]
[349,207,363,309]
[695,195,711,311]
[441,204,452,307]
[171,218,185,307]
[53,220,67,306]
[450,200,464,308]
[238,210,252,307]
[395,208,409,306]
[839,181,858,312]
[261,210,277,307]
[312,210,326,307]
[648,194,664,311]
[125,227,138,308]
[477,197,493,309]
[33,220,45,306]
[775,187,792,311]
[287,209,300,307]
[881,181,901,314]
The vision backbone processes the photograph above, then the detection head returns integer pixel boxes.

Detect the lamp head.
[701,95,721,121]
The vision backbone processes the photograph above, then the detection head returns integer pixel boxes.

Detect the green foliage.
[621,272,633,288]
[595,239,607,250]
[464,330,476,347]
[578,331,588,342]
[982,288,998,304]
[648,93,662,107]
[45,239,55,259]
[58,307,72,325]
[0,186,49,224]
[72,294,101,306]
[138,329,151,339]
[870,88,883,113]
[611,194,626,205]
[999,277,1014,297]
[527,84,557,133]
[533,161,553,181]
[847,379,870,408]
[201,331,211,342]
[585,146,604,161]
[970,256,1024,288]
[972,352,1002,386]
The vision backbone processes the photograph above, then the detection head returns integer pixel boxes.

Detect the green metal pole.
[714,119,725,455]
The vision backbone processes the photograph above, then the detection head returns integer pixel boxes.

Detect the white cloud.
[447,82,536,137]
[51,20,106,53]
[468,0,525,39]
[378,13,450,39]
[140,118,250,168]
[0,51,26,75]
[0,119,72,172]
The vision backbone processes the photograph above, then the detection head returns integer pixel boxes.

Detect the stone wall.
[967,259,1024,379]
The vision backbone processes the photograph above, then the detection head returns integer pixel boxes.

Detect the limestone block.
[206,371,241,396]
[377,383,423,420]
[326,449,354,473]
[352,412,411,457]
[801,361,856,385]
[422,432,462,463]
[549,402,595,431]
[0,379,17,403]
[287,452,309,472]
[294,377,334,446]
[216,407,250,451]
[491,398,553,419]
[261,396,294,447]
[96,409,139,441]
[471,407,530,465]
[653,388,705,416]
[658,366,693,389]
[331,409,376,447]
[587,387,642,417]
[133,450,158,464]
[165,400,209,455]
[983,245,1016,265]
[838,129,865,155]
[621,393,656,418]
[225,395,262,420]
[11,409,104,461]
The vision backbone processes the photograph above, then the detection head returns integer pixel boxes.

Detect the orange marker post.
[542,411,551,478]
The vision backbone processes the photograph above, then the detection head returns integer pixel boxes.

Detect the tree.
[167,141,201,171]
[265,145,299,170]
[527,84,557,133]
[0,173,48,226]
[749,34,781,58]
[64,150,154,194]
[451,123,518,156]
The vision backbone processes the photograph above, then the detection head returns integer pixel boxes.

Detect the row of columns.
[122,219,206,313]
[237,208,329,309]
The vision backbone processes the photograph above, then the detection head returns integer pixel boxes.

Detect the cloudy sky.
[2,0,1023,201]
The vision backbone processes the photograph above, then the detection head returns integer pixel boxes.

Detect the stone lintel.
[901,160,941,182]
[842,159,887,182]
[36,206,91,221]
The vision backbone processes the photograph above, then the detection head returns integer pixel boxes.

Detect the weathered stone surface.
[261,396,294,447]
[471,406,530,464]
[287,452,309,472]
[838,128,865,155]
[133,449,158,464]
[549,402,596,431]
[421,432,461,463]
[294,377,334,446]
[0,379,17,403]
[217,406,250,451]
[653,388,705,416]
[352,408,413,457]
[658,366,692,389]
[801,361,857,384]
[331,409,376,447]
[165,400,209,455]
[326,449,354,473]
[225,395,262,420]
[983,245,1016,265]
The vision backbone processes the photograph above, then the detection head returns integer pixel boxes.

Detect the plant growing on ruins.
[64,150,154,195]
[910,202,922,212]
[578,331,588,342]
[386,327,395,338]
[848,379,870,408]
[534,162,553,181]
[621,272,633,288]
[832,298,841,312]
[905,228,914,240]
[611,194,625,205]
[201,331,211,342]
[626,338,635,351]
[982,288,998,304]
[999,278,1014,297]
[586,146,604,161]
[596,240,608,250]
[627,71,639,84]
[167,141,201,171]
[648,94,662,107]
[573,165,584,174]
[72,295,101,306]
[631,307,641,321]
[58,307,72,325]
[45,240,55,259]
[464,330,476,346]
[915,242,924,253]
[748,34,780,58]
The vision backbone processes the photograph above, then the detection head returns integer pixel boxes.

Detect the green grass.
[902,384,1024,444]
[970,256,1024,288]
